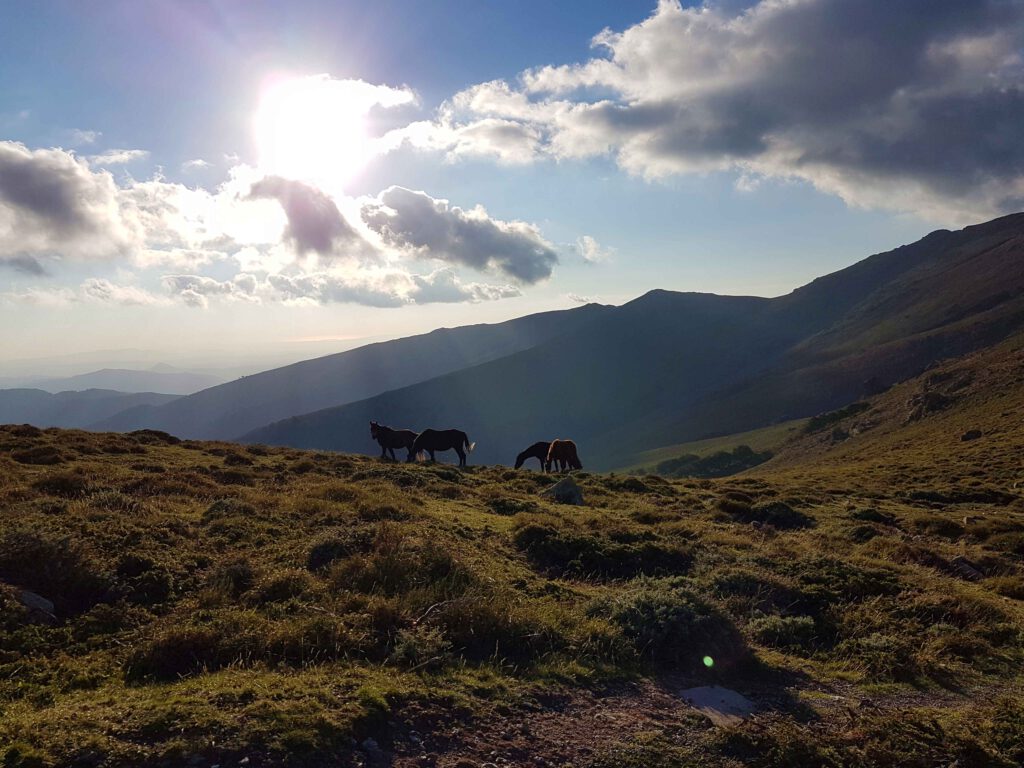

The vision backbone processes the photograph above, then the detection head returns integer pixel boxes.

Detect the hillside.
[243,213,1024,469]
[89,303,612,440]
[0,388,180,430]
[3,358,1024,765]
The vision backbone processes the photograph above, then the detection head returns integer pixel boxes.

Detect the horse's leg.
[456,446,466,467]
[429,450,436,462]
[388,446,396,461]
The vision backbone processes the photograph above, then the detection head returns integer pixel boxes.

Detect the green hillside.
[3,329,1024,768]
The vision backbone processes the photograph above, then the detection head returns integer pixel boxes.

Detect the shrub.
[389,625,452,669]
[595,579,746,672]
[10,445,63,465]
[986,576,1024,600]
[306,529,373,572]
[31,470,90,498]
[487,497,539,516]
[748,615,818,653]
[834,632,921,681]
[254,569,315,604]
[208,558,256,598]
[721,500,812,529]
[511,517,692,580]
[850,507,898,526]
[0,531,109,615]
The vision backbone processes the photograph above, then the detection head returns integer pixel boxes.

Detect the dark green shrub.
[595,579,746,672]
[10,445,63,465]
[512,517,692,580]
[0,531,109,615]
[748,615,818,652]
[31,470,90,498]
[487,497,539,516]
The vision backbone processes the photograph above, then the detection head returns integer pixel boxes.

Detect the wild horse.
[514,441,551,470]
[370,421,417,461]
[546,439,582,472]
[411,428,476,467]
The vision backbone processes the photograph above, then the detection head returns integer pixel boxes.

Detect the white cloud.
[69,129,101,145]
[394,0,1024,223]
[182,158,211,172]
[88,149,150,165]
[162,273,260,309]
[362,186,558,283]
[81,277,167,306]
[574,235,613,264]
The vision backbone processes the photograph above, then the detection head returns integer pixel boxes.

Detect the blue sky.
[2,0,1021,370]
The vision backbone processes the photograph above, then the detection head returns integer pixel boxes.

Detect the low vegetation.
[1,341,1023,768]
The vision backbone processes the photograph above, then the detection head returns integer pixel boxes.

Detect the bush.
[721,499,812,530]
[10,445,63,465]
[595,579,746,672]
[748,615,818,653]
[306,529,373,571]
[0,531,109,615]
[31,470,90,498]
[254,569,315,604]
[208,558,256,598]
[656,445,772,479]
[512,517,692,580]
[834,632,921,681]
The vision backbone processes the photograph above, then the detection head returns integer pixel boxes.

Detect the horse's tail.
[464,433,476,453]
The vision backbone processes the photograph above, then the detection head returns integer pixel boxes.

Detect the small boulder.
[680,685,757,727]
[960,429,983,442]
[18,589,57,624]
[539,477,584,505]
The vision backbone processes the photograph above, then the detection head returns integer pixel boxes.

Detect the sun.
[254,74,406,190]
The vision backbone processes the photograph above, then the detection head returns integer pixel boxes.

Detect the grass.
[0,334,1023,766]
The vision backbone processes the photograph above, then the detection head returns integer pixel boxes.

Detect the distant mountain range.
[241,213,1024,468]
[0,389,180,429]
[23,368,225,396]
[3,213,1022,469]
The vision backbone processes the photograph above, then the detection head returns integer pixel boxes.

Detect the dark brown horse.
[370,421,417,461]
[411,428,476,467]
[545,439,582,472]
[514,441,551,470]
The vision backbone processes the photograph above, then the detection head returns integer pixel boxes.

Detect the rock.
[539,476,584,505]
[950,555,984,582]
[680,685,757,727]
[18,589,57,624]
[960,429,983,441]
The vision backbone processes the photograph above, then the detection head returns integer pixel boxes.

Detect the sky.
[2,0,1023,372]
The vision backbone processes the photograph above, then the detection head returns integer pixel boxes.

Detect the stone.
[680,685,757,727]
[539,476,584,505]
[960,429,983,441]
[18,589,57,624]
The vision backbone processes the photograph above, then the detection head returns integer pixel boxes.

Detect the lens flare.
[703,655,715,668]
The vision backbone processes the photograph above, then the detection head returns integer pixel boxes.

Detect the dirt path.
[369,675,1012,768]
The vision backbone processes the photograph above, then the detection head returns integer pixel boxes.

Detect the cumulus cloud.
[574,235,613,264]
[362,186,558,283]
[162,273,259,309]
[182,158,211,171]
[248,176,367,257]
[397,0,1024,222]
[88,149,150,165]
[0,141,134,265]
[81,277,166,306]
[3,278,164,307]
[265,267,519,308]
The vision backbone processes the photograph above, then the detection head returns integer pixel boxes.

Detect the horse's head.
[370,421,379,439]
[514,451,525,469]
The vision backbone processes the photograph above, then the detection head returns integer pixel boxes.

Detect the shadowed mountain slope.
[89,303,612,440]
[242,213,1024,468]
[0,389,180,430]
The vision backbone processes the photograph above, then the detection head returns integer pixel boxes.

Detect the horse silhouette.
[411,428,476,467]
[515,441,551,470]
[545,439,582,472]
[370,421,417,461]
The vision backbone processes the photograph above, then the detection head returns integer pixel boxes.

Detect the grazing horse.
[514,441,551,470]
[370,421,417,461]
[545,439,582,472]
[411,428,476,467]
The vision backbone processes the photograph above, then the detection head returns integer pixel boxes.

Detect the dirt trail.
[375,675,999,768]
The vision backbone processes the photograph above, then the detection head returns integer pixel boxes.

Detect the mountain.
[26,368,224,396]
[242,213,1024,468]
[89,303,613,440]
[0,389,180,429]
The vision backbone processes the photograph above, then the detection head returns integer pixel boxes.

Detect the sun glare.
[254,75,410,190]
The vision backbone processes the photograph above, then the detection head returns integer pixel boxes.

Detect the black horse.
[370,421,417,461]
[410,428,476,467]
[514,441,551,470]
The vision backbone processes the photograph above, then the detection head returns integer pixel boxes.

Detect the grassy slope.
[623,418,806,472]
[2,331,1024,766]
